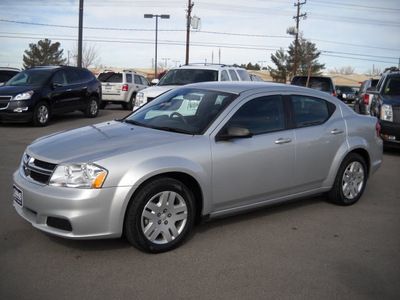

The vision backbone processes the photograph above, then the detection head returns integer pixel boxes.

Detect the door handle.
[331,128,344,135]
[66,89,72,92]
[275,138,292,144]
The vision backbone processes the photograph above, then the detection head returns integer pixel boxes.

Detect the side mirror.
[51,82,63,89]
[216,126,253,142]
[151,79,159,85]
[0,82,4,87]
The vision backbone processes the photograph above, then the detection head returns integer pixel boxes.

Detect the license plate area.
[13,185,23,207]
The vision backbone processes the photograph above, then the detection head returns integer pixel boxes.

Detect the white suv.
[134,64,251,110]
[98,70,150,110]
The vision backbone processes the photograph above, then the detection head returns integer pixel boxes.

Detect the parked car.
[290,75,336,97]
[336,85,358,103]
[369,71,400,147]
[354,78,379,115]
[134,64,252,110]
[0,67,20,85]
[97,70,149,110]
[0,66,101,126]
[13,82,382,253]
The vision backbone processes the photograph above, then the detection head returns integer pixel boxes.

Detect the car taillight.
[331,92,336,97]
[376,121,381,137]
[122,84,128,91]
[364,94,369,105]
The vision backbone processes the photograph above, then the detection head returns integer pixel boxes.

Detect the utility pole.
[77,0,84,68]
[292,0,307,76]
[185,0,194,65]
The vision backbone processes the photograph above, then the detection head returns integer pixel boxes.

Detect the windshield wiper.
[152,126,193,134]
[124,119,147,127]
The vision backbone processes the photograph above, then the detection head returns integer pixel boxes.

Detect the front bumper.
[13,169,133,239]
[0,100,34,122]
[379,120,400,147]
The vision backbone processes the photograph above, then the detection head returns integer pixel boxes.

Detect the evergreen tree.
[287,35,325,75]
[268,35,325,82]
[267,48,288,83]
[23,39,66,69]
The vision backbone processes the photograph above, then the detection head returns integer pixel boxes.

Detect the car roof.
[180,81,329,96]
[170,64,246,71]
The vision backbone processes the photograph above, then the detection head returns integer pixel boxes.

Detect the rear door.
[99,73,123,97]
[289,94,346,193]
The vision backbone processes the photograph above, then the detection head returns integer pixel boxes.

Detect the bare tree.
[366,65,382,75]
[329,66,355,75]
[70,42,100,68]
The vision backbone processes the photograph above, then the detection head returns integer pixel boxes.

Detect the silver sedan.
[13,82,383,253]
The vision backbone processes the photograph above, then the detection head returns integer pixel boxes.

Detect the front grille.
[0,96,11,110]
[47,217,72,231]
[393,104,400,123]
[21,154,57,185]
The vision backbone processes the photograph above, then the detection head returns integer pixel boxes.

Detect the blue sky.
[0,0,399,73]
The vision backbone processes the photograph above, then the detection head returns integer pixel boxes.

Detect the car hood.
[142,85,179,98]
[27,120,192,164]
[381,94,400,105]
[0,85,39,95]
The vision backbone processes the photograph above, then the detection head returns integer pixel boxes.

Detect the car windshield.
[292,76,332,93]
[125,88,237,134]
[157,69,219,86]
[383,76,400,96]
[98,73,123,83]
[6,69,53,87]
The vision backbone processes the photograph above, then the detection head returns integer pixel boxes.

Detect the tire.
[33,101,50,127]
[84,96,99,118]
[328,153,367,206]
[124,177,195,253]
[126,93,136,111]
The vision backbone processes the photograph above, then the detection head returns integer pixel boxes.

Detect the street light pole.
[144,14,170,79]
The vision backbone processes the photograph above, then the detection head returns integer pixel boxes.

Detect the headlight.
[13,90,34,100]
[135,92,144,107]
[380,104,393,122]
[49,163,108,189]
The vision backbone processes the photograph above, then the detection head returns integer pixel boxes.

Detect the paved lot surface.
[1,107,399,300]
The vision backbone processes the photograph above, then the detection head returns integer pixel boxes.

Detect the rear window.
[98,73,123,83]
[158,69,218,86]
[291,76,333,93]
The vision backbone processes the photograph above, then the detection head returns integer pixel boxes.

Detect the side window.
[228,70,239,81]
[134,75,142,85]
[140,76,149,86]
[221,70,230,81]
[126,74,133,83]
[226,95,285,134]
[65,69,81,84]
[291,95,331,128]
[78,69,94,82]
[52,71,67,85]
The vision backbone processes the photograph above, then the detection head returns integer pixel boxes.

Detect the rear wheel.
[125,93,136,110]
[33,101,50,127]
[124,177,195,253]
[329,153,367,206]
[84,96,99,118]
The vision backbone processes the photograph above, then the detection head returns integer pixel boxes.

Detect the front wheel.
[33,101,51,126]
[124,177,195,253]
[329,153,367,206]
[84,96,99,118]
